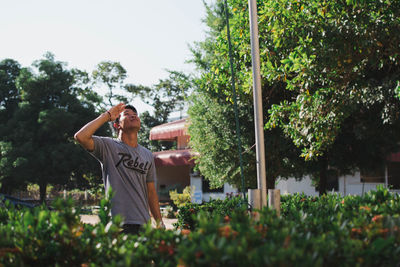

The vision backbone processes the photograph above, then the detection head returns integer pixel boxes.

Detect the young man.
[74,103,164,234]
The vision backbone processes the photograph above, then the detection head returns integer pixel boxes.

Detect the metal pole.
[385,164,388,188]
[248,0,267,207]
[224,0,247,200]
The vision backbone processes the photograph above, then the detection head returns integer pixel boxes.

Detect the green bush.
[169,186,193,208]
[175,194,246,229]
[1,187,400,266]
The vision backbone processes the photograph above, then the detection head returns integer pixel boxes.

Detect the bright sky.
[0,0,210,112]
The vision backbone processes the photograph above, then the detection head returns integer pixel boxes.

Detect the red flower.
[224,215,230,223]
[359,206,371,212]
[181,229,191,236]
[218,225,238,239]
[372,215,383,223]
[254,225,268,237]
[158,240,175,256]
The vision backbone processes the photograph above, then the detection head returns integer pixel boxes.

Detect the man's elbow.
[74,132,82,143]
[74,131,87,145]
[74,131,94,151]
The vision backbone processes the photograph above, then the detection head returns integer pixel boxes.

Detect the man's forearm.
[74,112,110,150]
[149,193,163,222]
[147,182,164,226]
[74,103,126,151]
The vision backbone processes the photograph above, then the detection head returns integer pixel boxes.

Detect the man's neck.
[118,131,139,148]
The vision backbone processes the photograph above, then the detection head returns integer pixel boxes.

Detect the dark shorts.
[121,224,143,235]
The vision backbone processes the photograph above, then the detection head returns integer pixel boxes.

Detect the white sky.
[0,0,210,113]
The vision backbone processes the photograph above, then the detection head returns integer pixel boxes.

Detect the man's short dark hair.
[115,105,137,123]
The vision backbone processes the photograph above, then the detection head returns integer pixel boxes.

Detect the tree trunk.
[318,157,328,196]
[39,182,47,203]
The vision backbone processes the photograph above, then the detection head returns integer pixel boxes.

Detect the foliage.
[257,0,400,193]
[189,0,400,194]
[0,59,23,192]
[0,54,108,200]
[188,92,256,189]
[257,0,400,160]
[92,61,129,107]
[188,0,314,191]
[2,187,400,266]
[175,194,246,230]
[169,186,194,208]
[126,71,192,152]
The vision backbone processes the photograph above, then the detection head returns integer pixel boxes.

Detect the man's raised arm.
[74,103,125,151]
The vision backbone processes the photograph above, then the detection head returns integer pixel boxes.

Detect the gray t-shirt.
[90,136,156,225]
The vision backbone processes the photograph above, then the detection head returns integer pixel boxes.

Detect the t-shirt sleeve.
[90,136,108,163]
[146,156,157,183]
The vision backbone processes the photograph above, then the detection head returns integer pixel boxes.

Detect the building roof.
[153,149,198,167]
[149,118,188,141]
[388,152,400,162]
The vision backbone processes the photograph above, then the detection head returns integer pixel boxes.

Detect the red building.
[150,118,237,203]
[150,119,195,201]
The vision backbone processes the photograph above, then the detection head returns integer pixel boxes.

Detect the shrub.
[169,186,193,208]
[176,194,247,229]
[1,187,399,266]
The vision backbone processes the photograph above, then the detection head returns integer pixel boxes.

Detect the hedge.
[1,187,399,266]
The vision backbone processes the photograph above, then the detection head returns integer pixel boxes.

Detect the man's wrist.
[106,111,112,121]
[101,111,111,122]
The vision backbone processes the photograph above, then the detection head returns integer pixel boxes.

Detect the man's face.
[117,108,140,132]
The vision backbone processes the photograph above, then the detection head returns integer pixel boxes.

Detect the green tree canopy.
[0,59,22,192]
[260,0,400,160]
[188,0,313,191]
[188,0,400,194]
[0,54,109,201]
[126,71,192,151]
[92,61,129,107]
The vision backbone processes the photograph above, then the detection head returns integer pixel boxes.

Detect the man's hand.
[107,103,126,121]
[156,220,166,230]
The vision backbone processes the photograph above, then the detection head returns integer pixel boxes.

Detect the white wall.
[276,172,396,196]
[339,173,382,196]
[276,176,318,196]
[190,174,238,203]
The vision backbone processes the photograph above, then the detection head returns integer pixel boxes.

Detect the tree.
[259,0,400,194]
[193,0,400,194]
[92,61,129,107]
[187,0,313,191]
[0,54,109,201]
[125,71,192,152]
[0,59,21,119]
[0,59,23,193]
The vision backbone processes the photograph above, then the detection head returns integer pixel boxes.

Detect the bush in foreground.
[1,187,400,266]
